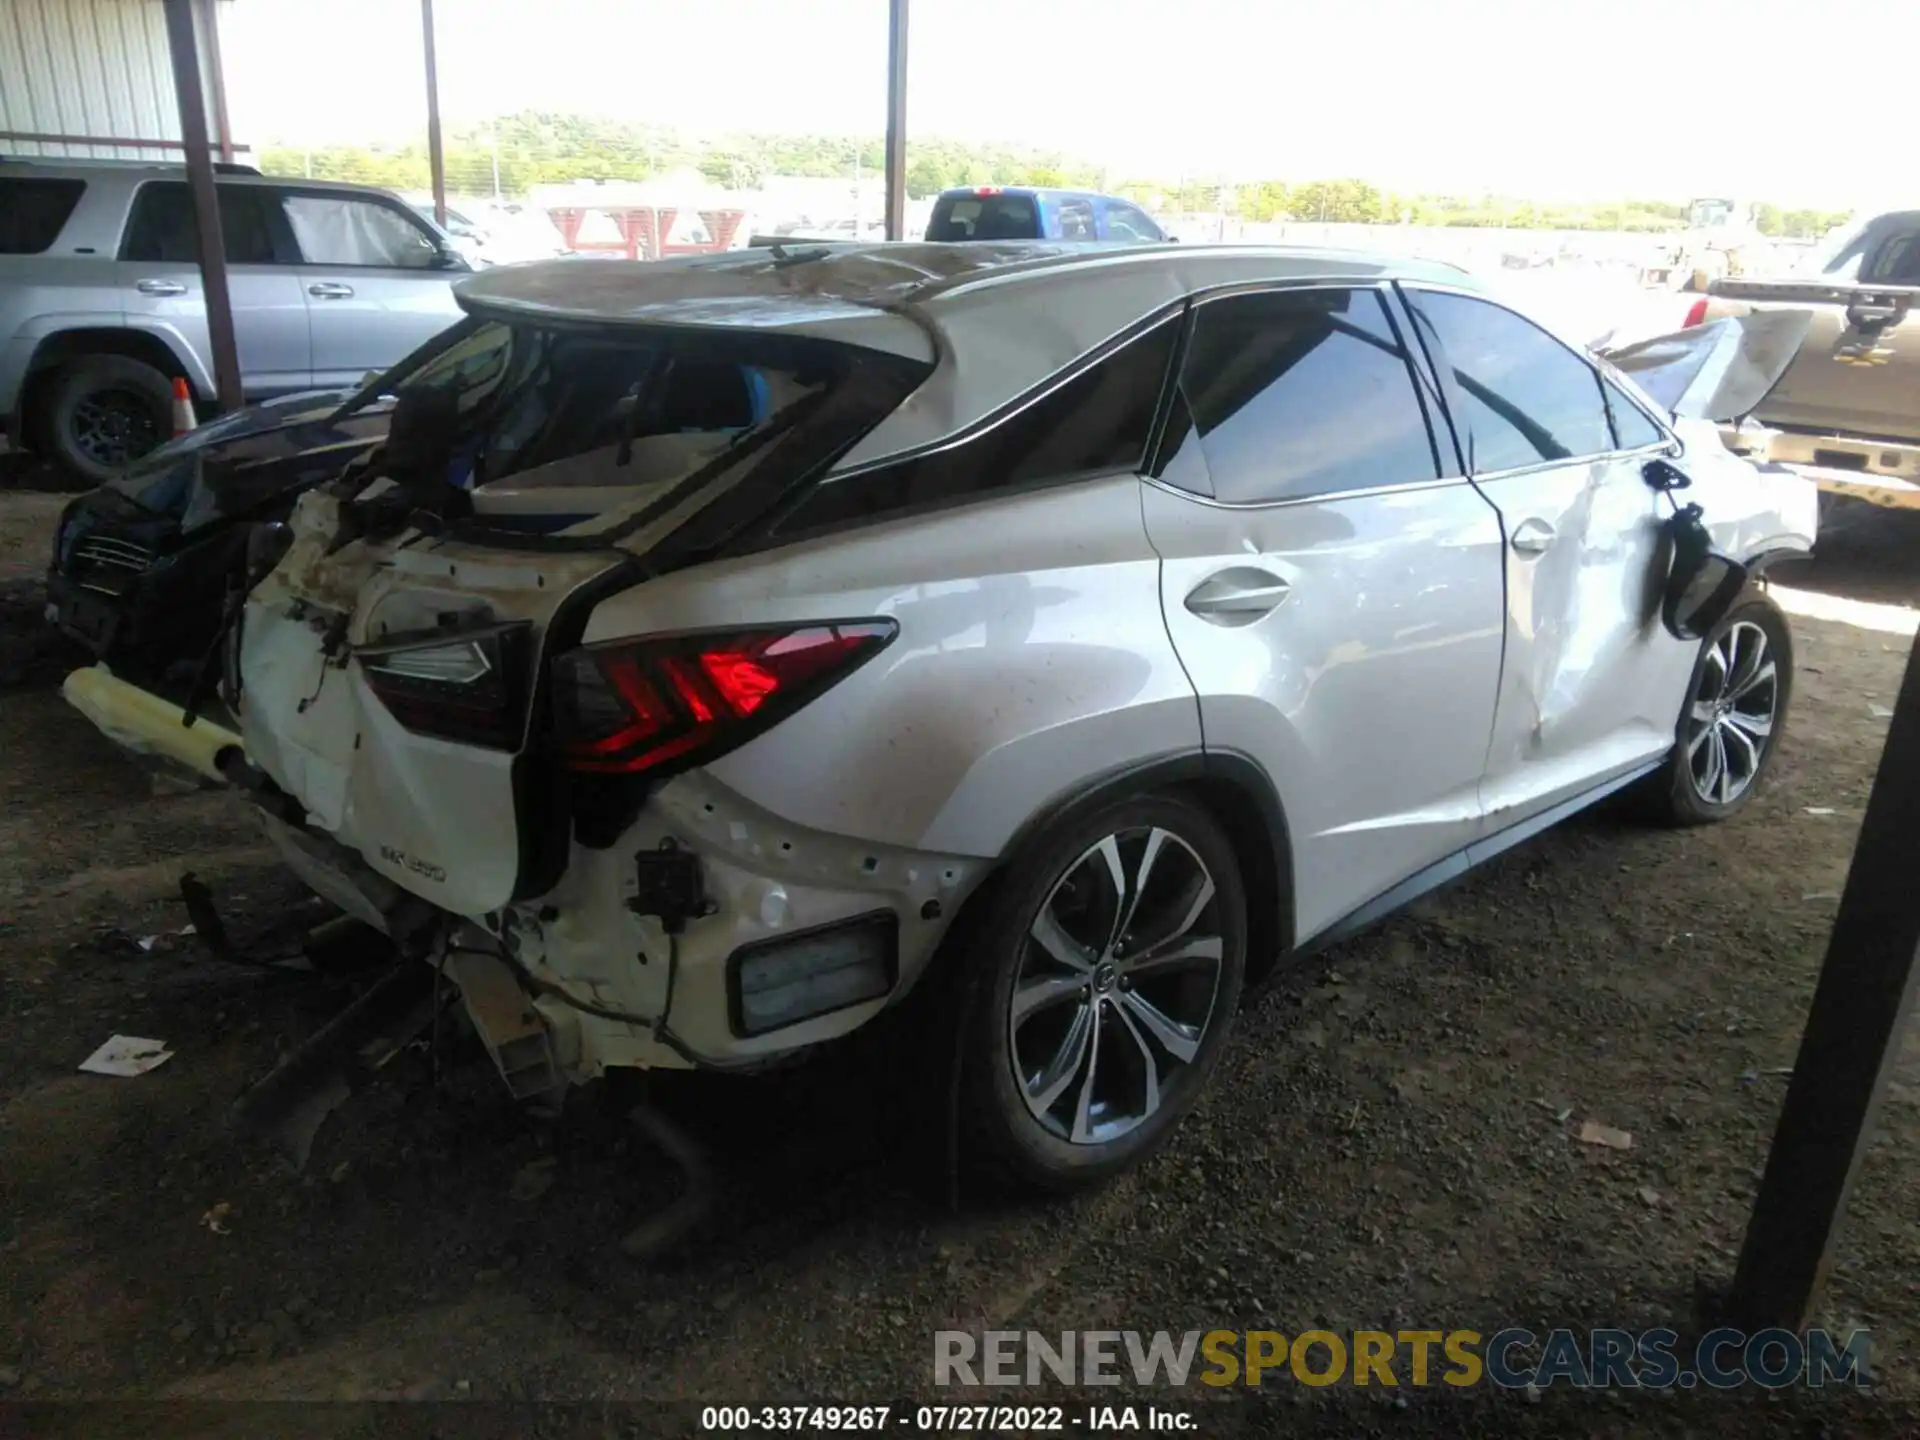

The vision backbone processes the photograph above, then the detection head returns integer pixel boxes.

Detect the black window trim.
[737,304,1186,550]
[1397,280,1679,483]
[1142,277,1465,512]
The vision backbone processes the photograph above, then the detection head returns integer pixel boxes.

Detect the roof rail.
[0,155,262,176]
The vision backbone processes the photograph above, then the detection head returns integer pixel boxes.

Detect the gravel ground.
[2,490,1919,1438]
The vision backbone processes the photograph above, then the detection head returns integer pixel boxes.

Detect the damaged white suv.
[228,242,1817,1192]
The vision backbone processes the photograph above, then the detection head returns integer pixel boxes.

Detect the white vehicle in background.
[222,243,1815,1194]
[403,194,568,267]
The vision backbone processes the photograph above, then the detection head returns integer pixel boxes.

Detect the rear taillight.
[359,623,530,750]
[1682,298,1710,328]
[553,621,896,777]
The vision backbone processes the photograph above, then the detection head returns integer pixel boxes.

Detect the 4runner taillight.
[359,623,531,750]
[553,622,896,777]
[1682,298,1710,328]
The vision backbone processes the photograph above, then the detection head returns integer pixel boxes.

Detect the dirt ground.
[3,483,1919,1439]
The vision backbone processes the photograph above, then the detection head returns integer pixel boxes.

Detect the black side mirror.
[1643,457,1692,493]
[1661,502,1747,641]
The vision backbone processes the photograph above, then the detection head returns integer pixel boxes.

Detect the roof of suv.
[0,158,424,204]
[451,243,1488,471]
[455,240,1481,332]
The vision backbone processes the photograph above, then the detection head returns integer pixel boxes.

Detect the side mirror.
[1661,502,1747,641]
[383,384,460,481]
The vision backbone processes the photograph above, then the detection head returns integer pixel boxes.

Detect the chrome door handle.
[1510,518,1556,555]
[135,279,188,296]
[308,282,355,299]
[1184,567,1291,625]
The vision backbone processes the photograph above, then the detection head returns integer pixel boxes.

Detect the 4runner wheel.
[46,355,176,483]
[1646,597,1793,825]
[959,794,1247,1194]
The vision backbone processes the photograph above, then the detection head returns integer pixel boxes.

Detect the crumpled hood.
[101,387,392,532]
[1600,310,1814,424]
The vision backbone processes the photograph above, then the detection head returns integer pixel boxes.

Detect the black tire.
[957,792,1247,1195]
[45,355,176,484]
[1642,596,1793,826]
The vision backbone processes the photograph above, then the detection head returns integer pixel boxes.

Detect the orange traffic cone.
[170,377,197,437]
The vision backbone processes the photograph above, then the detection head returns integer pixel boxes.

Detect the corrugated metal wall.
[0,0,235,160]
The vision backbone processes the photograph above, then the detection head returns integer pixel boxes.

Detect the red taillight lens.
[553,621,896,777]
[1682,298,1710,328]
[360,623,530,750]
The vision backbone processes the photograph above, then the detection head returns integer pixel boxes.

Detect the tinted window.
[121,182,280,264]
[0,178,85,254]
[1170,288,1438,504]
[1601,376,1666,450]
[926,193,1039,241]
[1409,290,1613,472]
[284,194,440,268]
[773,316,1180,536]
[1866,230,1920,284]
[1055,198,1097,239]
[1105,203,1163,242]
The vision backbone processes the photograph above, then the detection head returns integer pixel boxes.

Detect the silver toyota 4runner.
[0,158,470,481]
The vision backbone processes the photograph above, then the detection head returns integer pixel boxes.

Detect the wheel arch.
[937,749,1295,982]
[19,328,200,449]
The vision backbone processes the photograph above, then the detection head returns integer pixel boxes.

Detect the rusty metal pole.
[1727,621,1920,1329]
[161,0,241,412]
[883,0,909,241]
[422,0,447,227]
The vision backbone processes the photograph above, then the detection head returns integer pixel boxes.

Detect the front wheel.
[958,793,1247,1195]
[1644,598,1793,825]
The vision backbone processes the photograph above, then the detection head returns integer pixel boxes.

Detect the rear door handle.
[308,282,355,299]
[1184,567,1291,625]
[135,279,188,296]
[1510,517,1556,555]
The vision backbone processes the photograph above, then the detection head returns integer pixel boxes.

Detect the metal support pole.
[422,0,447,227]
[161,0,241,412]
[199,0,235,165]
[1727,622,1920,1329]
[883,0,909,241]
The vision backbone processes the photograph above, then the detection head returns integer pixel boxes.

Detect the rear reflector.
[729,911,898,1036]
[360,622,531,750]
[1682,298,1710,329]
[552,620,896,778]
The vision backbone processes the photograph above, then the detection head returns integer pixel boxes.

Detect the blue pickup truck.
[924,187,1169,243]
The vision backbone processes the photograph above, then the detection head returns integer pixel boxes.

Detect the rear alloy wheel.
[1646,598,1793,825]
[961,795,1246,1193]
[46,355,177,484]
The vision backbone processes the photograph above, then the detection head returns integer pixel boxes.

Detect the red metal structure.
[544,205,748,261]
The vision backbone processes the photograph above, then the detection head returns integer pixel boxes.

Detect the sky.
[222,0,1913,209]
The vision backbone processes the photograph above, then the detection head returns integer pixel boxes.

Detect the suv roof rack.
[0,155,262,176]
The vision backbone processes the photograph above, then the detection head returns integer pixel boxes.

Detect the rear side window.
[1407,290,1614,472]
[926,193,1040,241]
[121,182,281,265]
[1866,230,1920,284]
[1165,288,1439,504]
[0,178,85,253]
[771,315,1181,536]
[284,194,441,268]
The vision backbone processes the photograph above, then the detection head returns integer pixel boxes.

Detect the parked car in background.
[925,186,1168,242]
[0,157,470,482]
[1695,207,1920,496]
[212,243,1812,1194]
[401,194,571,267]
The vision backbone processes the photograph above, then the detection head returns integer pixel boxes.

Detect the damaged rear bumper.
[253,769,990,1090]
